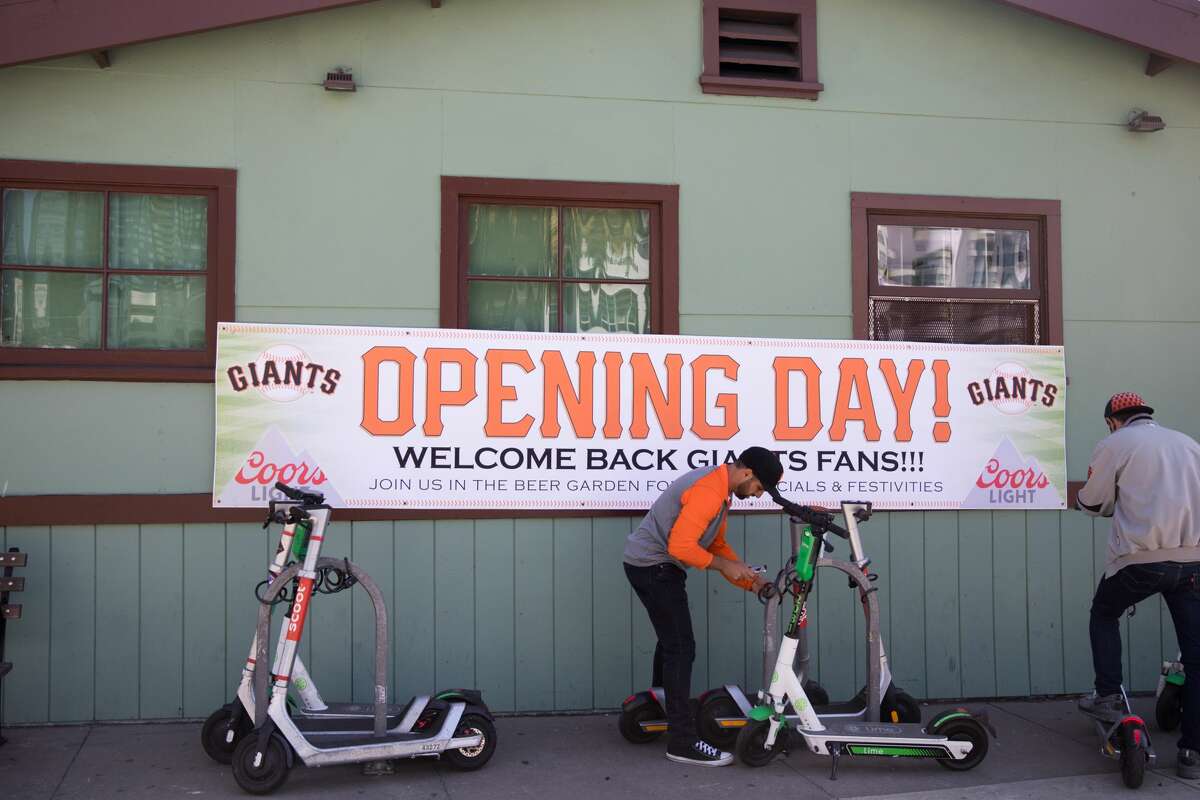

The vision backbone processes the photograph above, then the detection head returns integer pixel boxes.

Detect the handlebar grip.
[274,482,326,505]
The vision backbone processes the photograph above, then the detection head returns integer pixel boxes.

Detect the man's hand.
[712,556,758,585]
[751,574,769,594]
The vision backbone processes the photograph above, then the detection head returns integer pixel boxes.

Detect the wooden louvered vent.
[700,0,822,99]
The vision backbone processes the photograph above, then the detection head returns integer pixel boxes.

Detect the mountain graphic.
[216,426,343,507]
[963,436,1064,509]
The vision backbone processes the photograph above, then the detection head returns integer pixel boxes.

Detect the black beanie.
[737,446,783,492]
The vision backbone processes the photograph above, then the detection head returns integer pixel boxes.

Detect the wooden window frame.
[851,192,1063,345]
[699,0,823,100]
[0,159,236,382]
[440,176,679,334]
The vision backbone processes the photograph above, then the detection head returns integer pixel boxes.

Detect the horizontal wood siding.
[0,511,1177,723]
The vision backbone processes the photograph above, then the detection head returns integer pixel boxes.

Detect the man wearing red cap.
[1076,392,1200,778]
[623,446,781,766]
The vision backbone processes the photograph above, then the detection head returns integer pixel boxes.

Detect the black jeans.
[1090,561,1200,750]
[625,562,696,743]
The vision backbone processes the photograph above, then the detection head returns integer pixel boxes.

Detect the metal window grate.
[869,296,1039,345]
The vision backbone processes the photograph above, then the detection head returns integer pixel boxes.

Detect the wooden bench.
[0,547,26,747]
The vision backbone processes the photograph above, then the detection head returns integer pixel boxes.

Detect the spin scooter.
[203,494,363,763]
[1156,652,1184,731]
[232,483,496,795]
[735,498,992,778]
[1080,685,1155,789]
[696,502,918,749]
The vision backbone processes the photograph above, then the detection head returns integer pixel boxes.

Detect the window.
[851,193,1062,346]
[440,177,679,334]
[0,160,235,381]
[699,0,822,100]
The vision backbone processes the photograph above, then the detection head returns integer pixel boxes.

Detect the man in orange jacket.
[623,446,782,766]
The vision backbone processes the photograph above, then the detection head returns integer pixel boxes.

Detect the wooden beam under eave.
[431,0,441,6]
[91,49,110,68]
[1146,52,1173,76]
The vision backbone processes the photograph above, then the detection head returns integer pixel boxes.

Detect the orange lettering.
[690,354,739,440]
[879,359,924,442]
[602,352,624,439]
[484,350,534,437]
[630,353,684,439]
[360,346,416,436]
[773,356,822,440]
[932,359,952,442]
[424,348,478,436]
[541,350,597,438]
[829,358,881,442]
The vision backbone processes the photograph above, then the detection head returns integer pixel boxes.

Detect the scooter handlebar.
[274,482,326,506]
[768,490,849,539]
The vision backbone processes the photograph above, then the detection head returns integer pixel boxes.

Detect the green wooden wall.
[0,510,1173,724]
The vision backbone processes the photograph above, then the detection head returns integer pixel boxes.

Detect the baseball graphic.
[255,343,313,403]
[990,361,1034,415]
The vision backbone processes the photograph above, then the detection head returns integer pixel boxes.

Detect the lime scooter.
[202,494,369,763]
[695,501,919,750]
[735,497,993,778]
[1156,652,1184,732]
[232,483,496,795]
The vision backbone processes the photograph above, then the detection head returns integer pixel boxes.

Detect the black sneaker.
[1077,691,1123,718]
[666,738,734,767]
[1179,748,1200,780]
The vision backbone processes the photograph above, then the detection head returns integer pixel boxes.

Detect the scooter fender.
[927,707,998,739]
[621,690,659,714]
[435,689,494,720]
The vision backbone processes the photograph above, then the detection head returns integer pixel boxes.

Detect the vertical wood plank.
[474,518,515,712]
[709,514,745,690]
[352,521,395,704]
[593,516,633,708]
[1027,511,1064,694]
[95,525,140,720]
[515,519,554,709]
[553,518,593,709]
[924,512,960,698]
[49,526,95,722]
[888,511,926,697]
[140,524,184,718]
[958,511,996,697]
[992,511,1030,697]
[393,520,436,703]
[743,514,780,693]
[225,523,266,702]
[434,519,475,691]
[1060,512,1095,693]
[183,523,226,718]
[2,527,49,724]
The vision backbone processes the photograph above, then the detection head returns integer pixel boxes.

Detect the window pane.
[870,297,1037,345]
[467,280,556,331]
[1,269,102,348]
[564,282,650,334]
[564,207,650,279]
[467,204,556,277]
[877,225,1030,289]
[107,274,206,350]
[2,189,103,268]
[110,193,208,270]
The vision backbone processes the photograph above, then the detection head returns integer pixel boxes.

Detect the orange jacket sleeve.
[666,483,724,570]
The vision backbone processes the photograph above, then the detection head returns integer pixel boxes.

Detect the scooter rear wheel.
[441,714,497,771]
[882,690,922,724]
[697,693,743,750]
[735,719,782,767]
[618,703,664,744]
[933,718,988,771]
[1119,721,1147,789]
[231,733,290,795]
[1156,683,1183,732]
[201,704,251,764]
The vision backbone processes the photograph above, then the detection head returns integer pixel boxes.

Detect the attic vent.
[323,68,356,92]
[700,0,823,100]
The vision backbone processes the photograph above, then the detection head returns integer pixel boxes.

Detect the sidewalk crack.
[49,724,92,800]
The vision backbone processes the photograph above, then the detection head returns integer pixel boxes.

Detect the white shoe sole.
[665,752,734,767]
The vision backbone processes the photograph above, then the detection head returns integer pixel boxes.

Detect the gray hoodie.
[1077,416,1200,577]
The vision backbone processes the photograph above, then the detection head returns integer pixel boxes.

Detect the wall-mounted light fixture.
[1127,109,1164,132]
[323,68,356,92]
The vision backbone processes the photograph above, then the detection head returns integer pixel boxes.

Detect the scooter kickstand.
[829,742,842,780]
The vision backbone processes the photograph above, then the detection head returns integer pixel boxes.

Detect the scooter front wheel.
[201,704,251,764]
[231,733,291,795]
[618,703,664,744]
[735,719,782,767]
[1119,721,1147,789]
[697,693,743,750]
[441,714,497,771]
[1156,683,1183,732]
[933,718,988,771]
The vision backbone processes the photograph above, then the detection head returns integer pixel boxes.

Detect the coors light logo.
[217,426,344,506]
[963,437,1062,509]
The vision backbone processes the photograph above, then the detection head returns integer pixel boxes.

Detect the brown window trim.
[850,192,1063,346]
[700,0,823,100]
[440,176,679,334]
[0,159,236,382]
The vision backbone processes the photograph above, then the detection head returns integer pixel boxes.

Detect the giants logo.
[227,343,341,402]
[966,361,1058,414]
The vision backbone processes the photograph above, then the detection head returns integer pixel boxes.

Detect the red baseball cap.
[1104,392,1154,418]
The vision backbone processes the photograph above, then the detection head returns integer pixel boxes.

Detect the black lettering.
[321,368,341,395]
[228,365,248,391]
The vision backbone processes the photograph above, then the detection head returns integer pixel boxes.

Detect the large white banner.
[213,323,1067,511]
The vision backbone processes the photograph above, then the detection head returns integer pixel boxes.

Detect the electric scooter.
[1080,685,1155,789]
[203,496,362,763]
[1156,652,1184,731]
[735,498,993,778]
[231,483,496,795]
[696,503,918,749]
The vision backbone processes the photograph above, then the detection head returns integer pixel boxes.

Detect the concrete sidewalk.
[2,698,1199,800]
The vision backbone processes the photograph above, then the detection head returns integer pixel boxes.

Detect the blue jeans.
[1090,561,1200,750]
[625,562,697,743]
